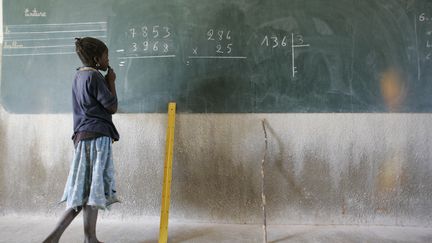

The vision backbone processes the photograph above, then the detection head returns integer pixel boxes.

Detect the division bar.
[118,55,176,59]
[188,56,247,59]
[293,44,310,48]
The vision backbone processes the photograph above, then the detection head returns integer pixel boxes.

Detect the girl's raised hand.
[105,66,116,83]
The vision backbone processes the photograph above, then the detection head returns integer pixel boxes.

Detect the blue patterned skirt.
[61,136,119,210]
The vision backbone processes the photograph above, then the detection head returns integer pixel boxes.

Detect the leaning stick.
[261,119,268,243]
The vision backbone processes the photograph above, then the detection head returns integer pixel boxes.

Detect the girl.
[44,37,120,243]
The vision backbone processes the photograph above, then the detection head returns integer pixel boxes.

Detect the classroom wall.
[0,105,432,226]
[0,2,431,227]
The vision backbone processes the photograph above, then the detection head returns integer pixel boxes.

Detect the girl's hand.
[105,66,118,101]
[105,66,116,83]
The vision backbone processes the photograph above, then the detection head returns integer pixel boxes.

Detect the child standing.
[43,37,120,243]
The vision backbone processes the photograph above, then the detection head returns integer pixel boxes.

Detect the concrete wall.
[1,106,432,227]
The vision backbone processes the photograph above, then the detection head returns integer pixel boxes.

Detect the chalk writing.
[261,35,288,48]
[3,22,106,57]
[189,28,241,60]
[188,56,246,59]
[125,25,174,56]
[260,33,310,77]
[417,12,432,61]
[290,33,310,78]
[24,8,47,17]
[260,34,307,47]
[206,29,233,55]
[118,55,176,59]
[128,26,171,39]
[3,41,24,49]
[419,13,432,22]
[207,29,231,41]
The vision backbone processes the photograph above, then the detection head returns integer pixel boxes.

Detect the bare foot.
[84,237,103,243]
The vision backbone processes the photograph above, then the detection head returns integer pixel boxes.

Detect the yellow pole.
[159,102,176,243]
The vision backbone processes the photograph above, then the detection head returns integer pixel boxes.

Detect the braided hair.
[74,37,108,67]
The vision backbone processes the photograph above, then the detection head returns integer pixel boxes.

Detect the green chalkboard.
[2,0,432,113]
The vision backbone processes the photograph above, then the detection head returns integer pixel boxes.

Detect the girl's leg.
[43,206,82,243]
[83,205,102,243]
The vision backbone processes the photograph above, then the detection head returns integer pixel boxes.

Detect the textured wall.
[0,106,431,226]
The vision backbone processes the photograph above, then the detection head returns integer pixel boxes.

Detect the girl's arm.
[105,66,118,114]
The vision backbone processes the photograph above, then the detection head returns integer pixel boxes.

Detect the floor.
[0,215,431,243]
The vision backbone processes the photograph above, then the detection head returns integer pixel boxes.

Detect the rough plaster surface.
[0,106,431,227]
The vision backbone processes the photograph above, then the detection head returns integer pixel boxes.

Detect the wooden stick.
[261,119,268,243]
[159,102,176,243]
